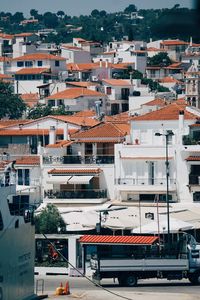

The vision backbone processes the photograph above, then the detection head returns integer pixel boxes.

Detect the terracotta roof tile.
[144,98,167,106]
[65,81,99,88]
[48,168,102,174]
[102,79,131,86]
[80,235,158,245]
[161,40,188,46]
[15,156,40,165]
[73,110,96,117]
[67,62,131,71]
[0,120,28,128]
[71,122,129,140]
[13,53,66,61]
[47,88,105,100]
[50,115,100,127]
[134,103,197,121]
[0,33,14,39]
[14,32,34,37]
[46,140,73,148]
[0,129,63,136]
[20,93,39,101]
[158,77,183,84]
[16,68,50,75]
[0,57,12,62]
[186,156,200,161]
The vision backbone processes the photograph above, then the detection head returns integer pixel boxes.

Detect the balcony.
[44,189,107,204]
[116,178,176,192]
[43,155,114,165]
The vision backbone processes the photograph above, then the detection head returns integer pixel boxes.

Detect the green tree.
[0,82,26,119]
[35,204,66,234]
[27,104,72,119]
[148,52,172,67]
[57,10,65,19]
[43,12,58,28]
[30,9,39,18]
[124,4,137,14]
[91,9,100,18]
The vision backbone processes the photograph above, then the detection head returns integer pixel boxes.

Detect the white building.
[61,44,91,64]
[114,101,200,207]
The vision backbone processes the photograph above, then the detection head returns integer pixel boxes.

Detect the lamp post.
[155,130,174,252]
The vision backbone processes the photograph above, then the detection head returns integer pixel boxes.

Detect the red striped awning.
[79,235,158,245]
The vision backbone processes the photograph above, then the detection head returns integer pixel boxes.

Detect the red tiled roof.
[13,53,66,61]
[144,98,167,107]
[0,57,12,62]
[134,103,197,121]
[15,156,40,165]
[67,62,131,72]
[73,110,96,117]
[186,156,200,161]
[0,129,63,136]
[65,81,99,88]
[161,40,188,46]
[14,32,34,37]
[0,33,14,39]
[0,120,28,128]
[47,88,104,100]
[20,93,39,101]
[158,77,183,84]
[79,235,159,245]
[71,122,129,140]
[102,79,131,86]
[48,168,102,174]
[16,68,50,75]
[46,140,73,148]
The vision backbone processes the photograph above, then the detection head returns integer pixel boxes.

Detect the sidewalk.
[44,290,200,300]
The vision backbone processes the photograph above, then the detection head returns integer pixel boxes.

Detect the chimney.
[179,110,184,138]
[99,59,102,68]
[190,36,193,47]
[49,126,56,144]
[64,122,69,140]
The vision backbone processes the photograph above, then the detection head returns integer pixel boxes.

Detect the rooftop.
[47,87,105,100]
[13,53,66,61]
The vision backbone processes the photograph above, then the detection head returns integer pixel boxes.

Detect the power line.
[42,233,135,300]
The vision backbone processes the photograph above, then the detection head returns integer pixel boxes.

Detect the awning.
[46,176,72,184]
[80,235,158,245]
[68,175,93,185]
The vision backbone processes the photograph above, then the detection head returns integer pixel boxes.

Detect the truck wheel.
[189,272,200,285]
[125,274,138,287]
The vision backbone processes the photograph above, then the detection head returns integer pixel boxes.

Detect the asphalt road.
[35,275,200,296]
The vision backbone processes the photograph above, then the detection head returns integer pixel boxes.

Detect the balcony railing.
[117,178,176,186]
[43,155,114,165]
[44,189,107,199]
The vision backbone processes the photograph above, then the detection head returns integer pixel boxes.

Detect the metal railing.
[117,178,176,186]
[44,189,107,199]
[43,155,115,165]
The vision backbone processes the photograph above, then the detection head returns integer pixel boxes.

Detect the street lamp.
[155,130,174,253]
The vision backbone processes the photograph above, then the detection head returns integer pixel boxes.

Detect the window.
[25,61,33,67]
[17,169,30,186]
[48,100,55,107]
[17,61,24,67]
[57,99,64,106]
[55,60,60,67]
[106,87,112,95]
[38,61,43,67]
